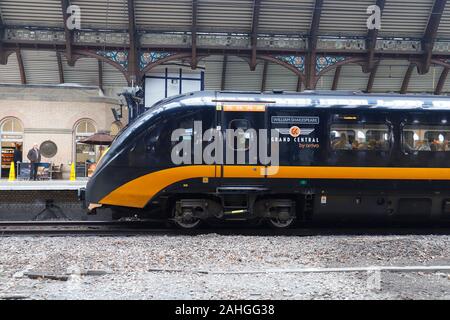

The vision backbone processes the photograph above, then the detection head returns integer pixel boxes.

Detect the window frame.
[330,122,393,153]
[401,122,450,154]
[228,118,253,152]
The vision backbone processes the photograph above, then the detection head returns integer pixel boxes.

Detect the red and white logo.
[289,126,301,138]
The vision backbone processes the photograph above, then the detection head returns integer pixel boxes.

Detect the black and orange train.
[86,91,450,228]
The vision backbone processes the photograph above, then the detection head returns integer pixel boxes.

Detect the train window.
[331,124,390,151]
[136,109,214,165]
[403,125,450,152]
[229,119,251,131]
[228,119,253,151]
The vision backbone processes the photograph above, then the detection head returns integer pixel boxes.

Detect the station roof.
[1,0,450,95]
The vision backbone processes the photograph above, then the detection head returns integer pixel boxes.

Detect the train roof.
[152,90,450,111]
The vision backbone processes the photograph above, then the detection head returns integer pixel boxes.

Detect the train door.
[218,103,268,183]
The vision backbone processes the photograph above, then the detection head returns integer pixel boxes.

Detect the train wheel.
[172,207,202,229]
[174,217,202,229]
[267,217,295,229]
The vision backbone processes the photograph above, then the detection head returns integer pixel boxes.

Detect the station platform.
[0,180,87,191]
[0,179,108,221]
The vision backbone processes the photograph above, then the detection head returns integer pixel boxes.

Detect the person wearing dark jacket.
[13,144,22,178]
[27,143,41,181]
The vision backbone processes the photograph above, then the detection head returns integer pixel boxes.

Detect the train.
[85,90,450,228]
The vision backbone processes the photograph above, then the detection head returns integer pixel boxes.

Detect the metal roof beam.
[128,0,139,84]
[366,62,379,93]
[16,49,26,84]
[435,67,449,95]
[98,60,104,91]
[191,0,198,69]
[61,0,74,66]
[401,63,415,94]
[306,0,324,89]
[57,52,64,83]
[331,66,342,90]
[421,0,447,74]
[365,0,385,73]
[5,42,450,62]
[221,55,228,91]
[250,0,262,71]
[0,11,7,64]
[261,60,269,92]
[309,0,324,53]
[296,76,302,92]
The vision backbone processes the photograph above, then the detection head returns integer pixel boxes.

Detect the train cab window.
[403,125,450,152]
[131,109,214,167]
[331,124,390,151]
[228,119,253,151]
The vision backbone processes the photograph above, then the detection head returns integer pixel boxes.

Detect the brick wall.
[0,85,124,166]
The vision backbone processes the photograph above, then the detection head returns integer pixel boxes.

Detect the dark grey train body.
[86,91,450,228]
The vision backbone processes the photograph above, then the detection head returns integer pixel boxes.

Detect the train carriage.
[85,91,450,228]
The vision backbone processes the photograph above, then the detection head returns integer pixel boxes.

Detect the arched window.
[74,120,97,178]
[0,118,24,177]
[1,118,23,134]
[75,120,96,136]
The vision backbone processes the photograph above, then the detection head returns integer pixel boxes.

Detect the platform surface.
[0,180,87,191]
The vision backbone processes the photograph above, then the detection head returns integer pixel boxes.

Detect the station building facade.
[0,85,123,178]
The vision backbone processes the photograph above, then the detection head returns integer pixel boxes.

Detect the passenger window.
[331,124,390,151]
[403,125,450,152]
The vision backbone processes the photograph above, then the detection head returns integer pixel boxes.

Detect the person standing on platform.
[13,144,23,178]
[27,143,41,181]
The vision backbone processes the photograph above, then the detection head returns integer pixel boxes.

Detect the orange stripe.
[272,166,450,180]
[100,165,216,208]
[99,165,450,208]
[223,166,265,178]
[223,105,266,112]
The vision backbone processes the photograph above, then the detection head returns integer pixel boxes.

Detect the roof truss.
[57,52,64,83]
[61,0,74,66]
[306,0,324,89]
[401,63,416,94]
[191,0,199,69]
[435,67,449,94]
[127,0,138,83]
[421,0,447,74]
[250,0,262,71]
[221,55,228,91]
[16,49,26,84]
[365,0,386,73]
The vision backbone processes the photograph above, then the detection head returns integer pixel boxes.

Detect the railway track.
[0,220,170,236]
[2,220,450,236]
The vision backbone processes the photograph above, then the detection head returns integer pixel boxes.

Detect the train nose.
[85,177,102,210]
[80,179,102,214]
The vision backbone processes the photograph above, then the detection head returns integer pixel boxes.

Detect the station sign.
[1,135,23,141]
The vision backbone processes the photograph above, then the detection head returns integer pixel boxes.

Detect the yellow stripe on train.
[99,165,450,209]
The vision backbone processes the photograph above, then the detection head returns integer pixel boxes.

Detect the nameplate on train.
[271,116,320,125]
